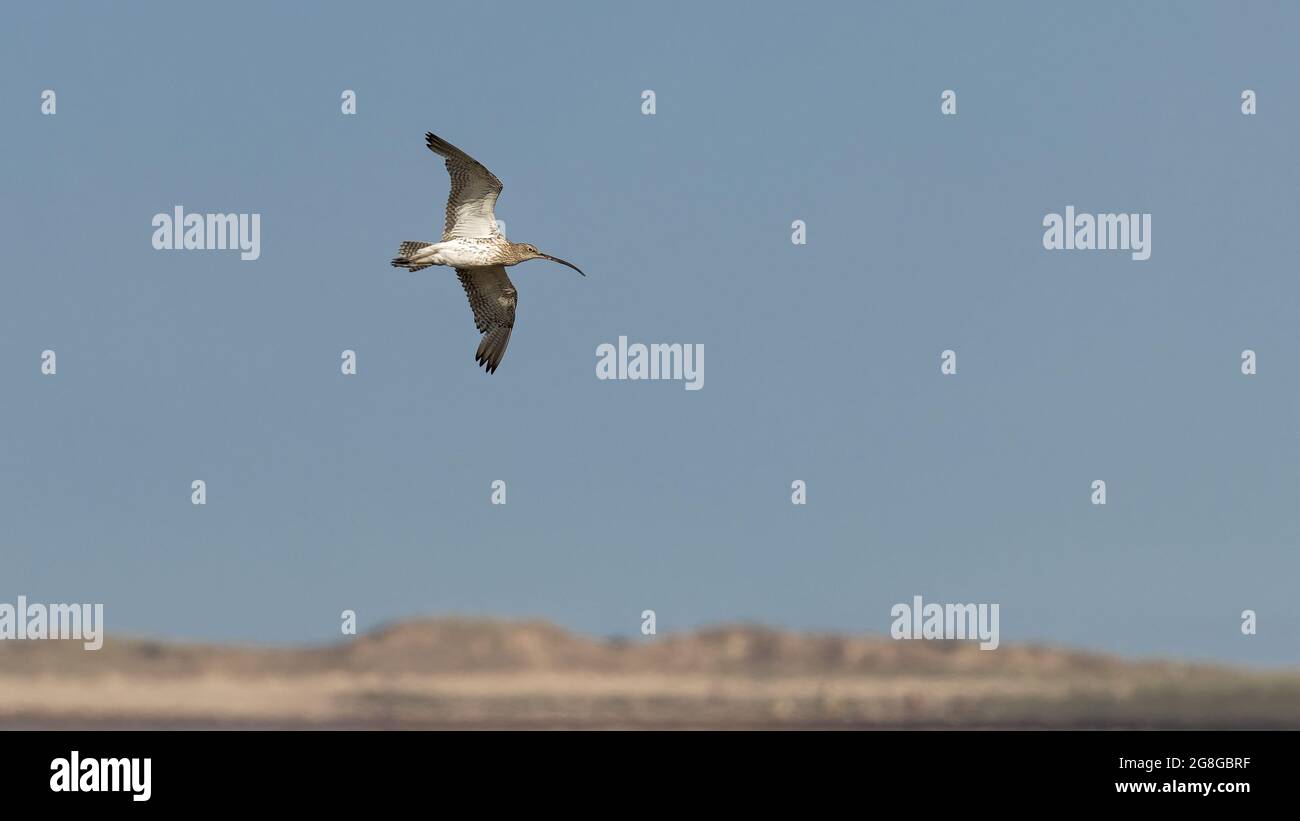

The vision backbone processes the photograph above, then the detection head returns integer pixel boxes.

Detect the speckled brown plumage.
[456,265,517,374]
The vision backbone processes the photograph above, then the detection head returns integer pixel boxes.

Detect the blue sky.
[1,1,1297,665]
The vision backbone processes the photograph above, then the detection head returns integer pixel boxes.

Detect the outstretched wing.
[456,266,517,374]
[426,132,504,241]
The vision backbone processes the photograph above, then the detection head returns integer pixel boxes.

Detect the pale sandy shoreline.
[2,618,1297,729]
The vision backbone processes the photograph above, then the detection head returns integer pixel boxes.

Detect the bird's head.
[511,242,585,275]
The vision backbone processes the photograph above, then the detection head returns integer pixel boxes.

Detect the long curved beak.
[540,253,586,276]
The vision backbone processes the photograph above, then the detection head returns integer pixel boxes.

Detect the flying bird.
[391,131,585,373]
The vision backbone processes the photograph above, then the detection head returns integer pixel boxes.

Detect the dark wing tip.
[475,349,500,374]
[425,131,464,159]
[425,131,502,188]
[474,330,510,374]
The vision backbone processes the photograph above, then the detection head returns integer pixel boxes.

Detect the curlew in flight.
[391,131,585,374]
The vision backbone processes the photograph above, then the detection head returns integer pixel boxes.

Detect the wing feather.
[456,265,517,374]
[427,132,504,240]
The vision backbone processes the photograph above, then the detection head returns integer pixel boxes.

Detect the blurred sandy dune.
[2,618,1297,729]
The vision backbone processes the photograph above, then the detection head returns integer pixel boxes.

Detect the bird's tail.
[391,241,435,272]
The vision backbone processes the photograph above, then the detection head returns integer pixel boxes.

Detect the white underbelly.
[423,240,497,268]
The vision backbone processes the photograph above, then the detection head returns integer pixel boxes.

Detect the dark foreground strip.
[4,729,1288,808]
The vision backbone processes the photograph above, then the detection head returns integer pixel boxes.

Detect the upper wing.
[456,265,517,374]
[426,132,504,241]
